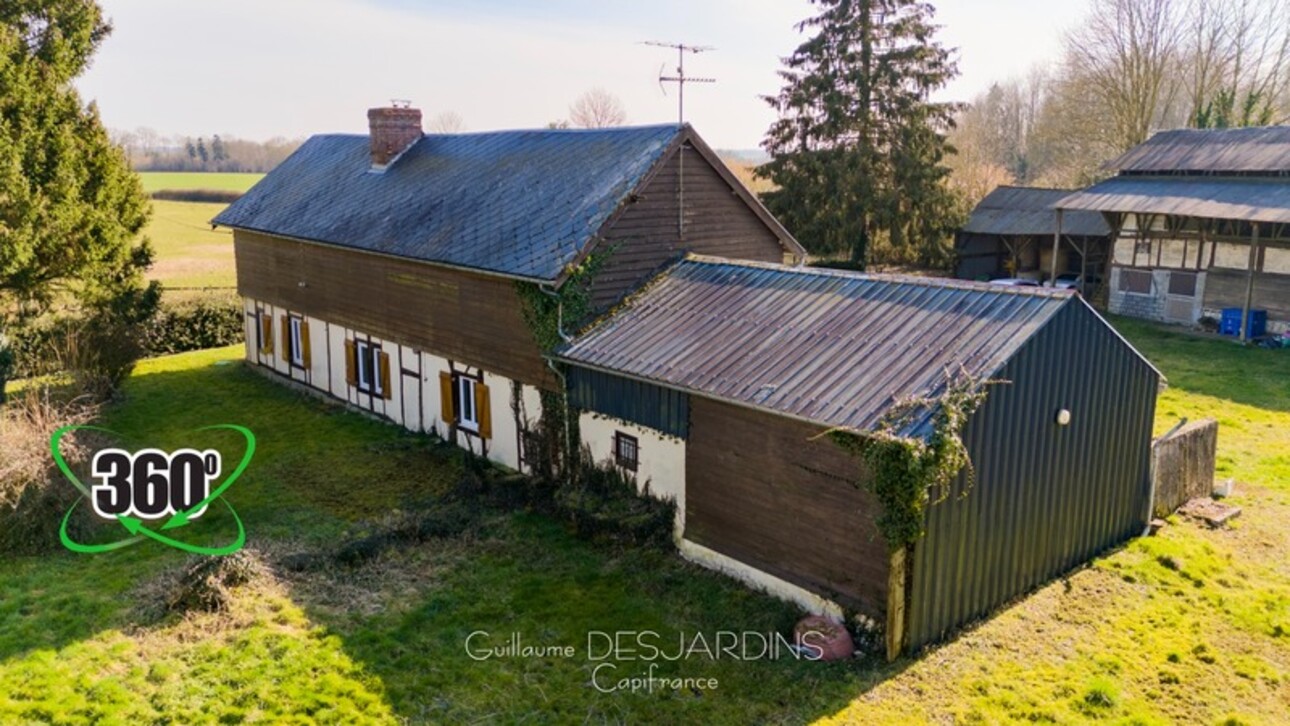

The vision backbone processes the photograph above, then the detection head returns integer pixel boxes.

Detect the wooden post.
[1051,208,1063,284]
[885,546,908,661]
[1240,225,1260,342]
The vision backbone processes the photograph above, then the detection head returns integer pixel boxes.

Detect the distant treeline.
[111,129,303,173]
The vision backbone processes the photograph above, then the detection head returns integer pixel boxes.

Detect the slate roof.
[213,124,688,281]
[962,186,1110,237]
[1055,176,1290,224]
[1104,126,1290,174]
[556,256,1085,436]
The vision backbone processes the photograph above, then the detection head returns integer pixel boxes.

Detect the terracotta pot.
[794,614,854,661]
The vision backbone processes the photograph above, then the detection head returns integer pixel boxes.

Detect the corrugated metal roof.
[1054,175,1290,223]
[556,257,1077,436]
[213,125,685,281]
[962,186,1110,237]
[1105,126,1290,174]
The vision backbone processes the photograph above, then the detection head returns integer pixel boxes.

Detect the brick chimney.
[367,105,422,168]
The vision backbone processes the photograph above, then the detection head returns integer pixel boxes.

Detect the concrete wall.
[1153,419,1219,517]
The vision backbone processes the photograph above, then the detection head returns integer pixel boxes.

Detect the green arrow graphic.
[58,497,145,553]
[162,424,256,531]
[132,499,247,555]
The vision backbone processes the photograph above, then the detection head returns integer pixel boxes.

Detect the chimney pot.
[368,106,422,167]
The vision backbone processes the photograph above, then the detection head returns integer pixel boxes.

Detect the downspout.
[538,284,575,476]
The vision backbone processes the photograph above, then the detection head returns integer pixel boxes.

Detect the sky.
[77,0,1093,150]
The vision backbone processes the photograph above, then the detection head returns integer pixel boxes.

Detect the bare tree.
[1065,0,1183,151]
[426,111,465,133]
[569,88,627,128]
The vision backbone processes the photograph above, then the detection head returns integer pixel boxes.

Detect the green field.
[143,200,236,292]
[1,322,1287,723]
[138,172,264,193]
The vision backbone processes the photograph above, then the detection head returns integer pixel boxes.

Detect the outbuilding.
[954,185,1112,292]
[557,256,1161,655]
[1055,126,1290,337]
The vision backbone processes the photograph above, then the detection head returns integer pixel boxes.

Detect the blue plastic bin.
[1219,307,1267,338]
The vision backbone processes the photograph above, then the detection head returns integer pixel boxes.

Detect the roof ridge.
[680,254,1074,299]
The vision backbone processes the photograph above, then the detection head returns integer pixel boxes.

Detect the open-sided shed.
[1056,126,1290,337]
[557,256,1161,655]
[955,185,1111,289]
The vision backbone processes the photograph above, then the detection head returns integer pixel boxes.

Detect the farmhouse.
[1055,127,1290,337]
[557,256,1161,654]
[954,185,1111,292]
[216,105,1163,657]
[213,105,802,470]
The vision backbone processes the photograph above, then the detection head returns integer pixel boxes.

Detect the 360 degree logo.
[50,424,255,555]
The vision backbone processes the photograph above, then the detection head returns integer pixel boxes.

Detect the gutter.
[538,284,575,475]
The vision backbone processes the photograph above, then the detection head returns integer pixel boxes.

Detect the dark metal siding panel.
[906,302,1159,651]
[567,366,689,438]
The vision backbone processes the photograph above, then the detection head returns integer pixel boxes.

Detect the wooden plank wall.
[590,145,786,310]
[234,230,553,388]
[1203,267,1290,319]
[684,397,889,616]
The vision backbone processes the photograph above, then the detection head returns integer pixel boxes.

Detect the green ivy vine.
[827,368,1001,552]
[514,254,606,481]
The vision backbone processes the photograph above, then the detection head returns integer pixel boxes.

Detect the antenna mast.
[643,41,715,124]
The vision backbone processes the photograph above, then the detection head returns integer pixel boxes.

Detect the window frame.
[287,314,305,368]
[613,431,639,472]
[454,373,480,433]
[355,339,382,395]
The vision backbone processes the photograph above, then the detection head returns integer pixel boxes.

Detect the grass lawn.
[138,172,264,194]
[1,321,1287,723]
[143,200,236,293]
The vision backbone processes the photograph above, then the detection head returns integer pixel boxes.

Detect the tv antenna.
[643,41,715,124]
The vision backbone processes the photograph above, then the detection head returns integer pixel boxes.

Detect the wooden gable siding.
[234,230,553,388]
[590,145,787,310]
[684,396,889,616]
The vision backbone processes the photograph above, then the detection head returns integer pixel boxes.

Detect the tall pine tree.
[0,1,154,316]
[758,0,961,268]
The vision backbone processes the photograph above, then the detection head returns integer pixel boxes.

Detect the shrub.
[158,550,267,616]
[554,447,676,547]
[52,314,149,400]
[143,295,244,356]
[0,390,105,555]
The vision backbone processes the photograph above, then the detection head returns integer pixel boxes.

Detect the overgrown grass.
[138,172,264,193]
[1,317,1287,723]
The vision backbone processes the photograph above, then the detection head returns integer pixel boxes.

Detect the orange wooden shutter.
[439,372,456,424]
[378,352,392,400]
[476,381,491,439]
[260,314,273,354]
[344,340,357,386]
[280,315,289,359]
[301,321,312,368]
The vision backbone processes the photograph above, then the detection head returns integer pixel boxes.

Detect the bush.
[143,295,244,355]
[157,550,267,616]
[150,189,243,204]
[53,314,149,400]
[553,447,676,547]
[0,390,105,555]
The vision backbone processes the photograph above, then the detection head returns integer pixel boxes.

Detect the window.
[454,374,479,432]
[257,312,273,354]
[287,315,305,367]
[614,431,639,472]
[355,340,382,395]
[1119,269,1152,294]
[1168,271,1197,297]
[438,371,492,438]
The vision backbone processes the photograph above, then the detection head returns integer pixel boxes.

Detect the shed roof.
[214,124,798,282]
[1105,126,1290,174]
[556,256,1085,436]
[962,186,1110,237]
[1055,176,1290,224]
